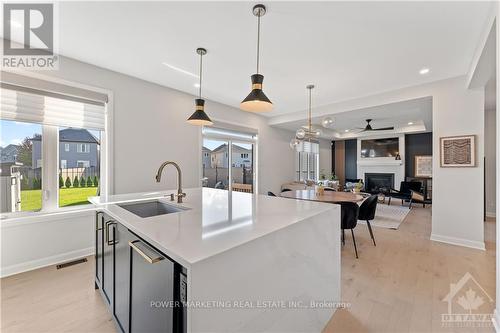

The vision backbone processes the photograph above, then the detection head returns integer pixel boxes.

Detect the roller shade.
[202,126,257,141]
[1,83,106,130]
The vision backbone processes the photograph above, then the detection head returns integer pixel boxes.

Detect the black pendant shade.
[187,98,213,126]
[241,4,273,112]
[240,74,272,112]
[187,47,213,126]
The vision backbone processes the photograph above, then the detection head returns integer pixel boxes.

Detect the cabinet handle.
[95,211,104,231]
[105,221,117,245]
[129,240,164,264]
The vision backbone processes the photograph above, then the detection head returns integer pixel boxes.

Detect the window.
[1,76,107,215]
[202,127,256,193]
[77,160,90,168]
[0,120,43,212]
[77,143,90,153]
[295,142,319,182]
[60,128,100,207]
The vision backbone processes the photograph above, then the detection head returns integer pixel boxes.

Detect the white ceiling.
[49,1,492,117]
[273,97,432,139]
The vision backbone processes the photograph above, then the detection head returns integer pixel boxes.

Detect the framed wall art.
[414,155,432,177]
[440,135,476,167]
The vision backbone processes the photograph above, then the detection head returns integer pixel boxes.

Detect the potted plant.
[353,180,364,193]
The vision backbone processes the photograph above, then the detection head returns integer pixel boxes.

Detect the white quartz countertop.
[89,188,338,267]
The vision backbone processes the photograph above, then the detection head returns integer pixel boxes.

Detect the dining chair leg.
[341,229,345,246]
[409,199,413,209]
[366,220,376,246]
[401,199,404,206]
[388,197,391,205]
[351,229,359,259]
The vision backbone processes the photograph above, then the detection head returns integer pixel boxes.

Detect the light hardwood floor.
[1,206,495,333]
[325,207,496,333]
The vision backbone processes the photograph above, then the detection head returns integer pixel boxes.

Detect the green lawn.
[21,187,98,211]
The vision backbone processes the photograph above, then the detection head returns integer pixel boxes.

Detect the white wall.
[1,55,331,276]
[319,139,333,178]
[1,211,95,277]
[485,108,497,217]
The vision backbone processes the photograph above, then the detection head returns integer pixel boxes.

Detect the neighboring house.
[0,144,19,163]
[31,128,99,169]
[202,146,211,169]
[209,143,252,168]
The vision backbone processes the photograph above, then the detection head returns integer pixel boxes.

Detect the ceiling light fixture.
[162,62,199,78]
[344,129,349,133]
[419,68,430,75]
[240,4,273,112]
[408,121,414,125]
[322,117,334,128]
[290,85,320,149]
[187,48,213,126]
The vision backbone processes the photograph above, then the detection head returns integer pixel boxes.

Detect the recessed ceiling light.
[162,62,199,78]
[194,83,200,88]
[344,129,349,133]
[408,122,414,125]
[419,68,430,75]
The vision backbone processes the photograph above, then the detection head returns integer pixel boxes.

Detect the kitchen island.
[90,187,341,332]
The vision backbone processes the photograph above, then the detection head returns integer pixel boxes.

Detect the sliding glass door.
[231,142,254,193]
[202,138,229,189]
[202,127,256,193]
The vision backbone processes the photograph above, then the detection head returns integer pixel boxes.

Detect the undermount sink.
[118,200,189,218]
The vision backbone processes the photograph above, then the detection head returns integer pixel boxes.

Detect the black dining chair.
[340,202,360,259]
[281,188,292,193]
[267,191,277,197]
[358,195,378,246]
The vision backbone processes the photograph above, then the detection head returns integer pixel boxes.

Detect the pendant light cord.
[308,88,312,131]
[256,14,261,74]
[198,53,203,98]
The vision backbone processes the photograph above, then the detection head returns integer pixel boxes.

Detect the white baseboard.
[493,309,500,332]
[1,247,94,278]
[430,233,486,251]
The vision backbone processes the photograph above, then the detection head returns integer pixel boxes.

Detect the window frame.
[201,128,258,193]
[296,150,320,182]
[64,143,69,152]
[0,72,113,219]
[77,143,90,153]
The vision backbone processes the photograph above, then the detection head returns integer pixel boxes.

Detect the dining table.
[280,189,364,204]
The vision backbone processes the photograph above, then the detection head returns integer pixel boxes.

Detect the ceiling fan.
[356,119,394,132]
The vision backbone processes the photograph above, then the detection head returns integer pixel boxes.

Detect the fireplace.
[364,173,395,194]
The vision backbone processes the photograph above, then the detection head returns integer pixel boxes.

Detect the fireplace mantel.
[357,159,403,166]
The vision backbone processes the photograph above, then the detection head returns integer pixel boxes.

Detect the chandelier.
[290,84,321,149]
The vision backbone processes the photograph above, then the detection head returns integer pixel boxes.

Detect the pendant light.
[187,48,213,126]
[240,4,273,112]
[290,85,321,149]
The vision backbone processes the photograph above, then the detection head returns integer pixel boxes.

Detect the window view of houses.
[0,120,100,213]
[202,139,254,193]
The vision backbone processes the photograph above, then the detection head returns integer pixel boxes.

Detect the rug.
[357,202,410,230]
